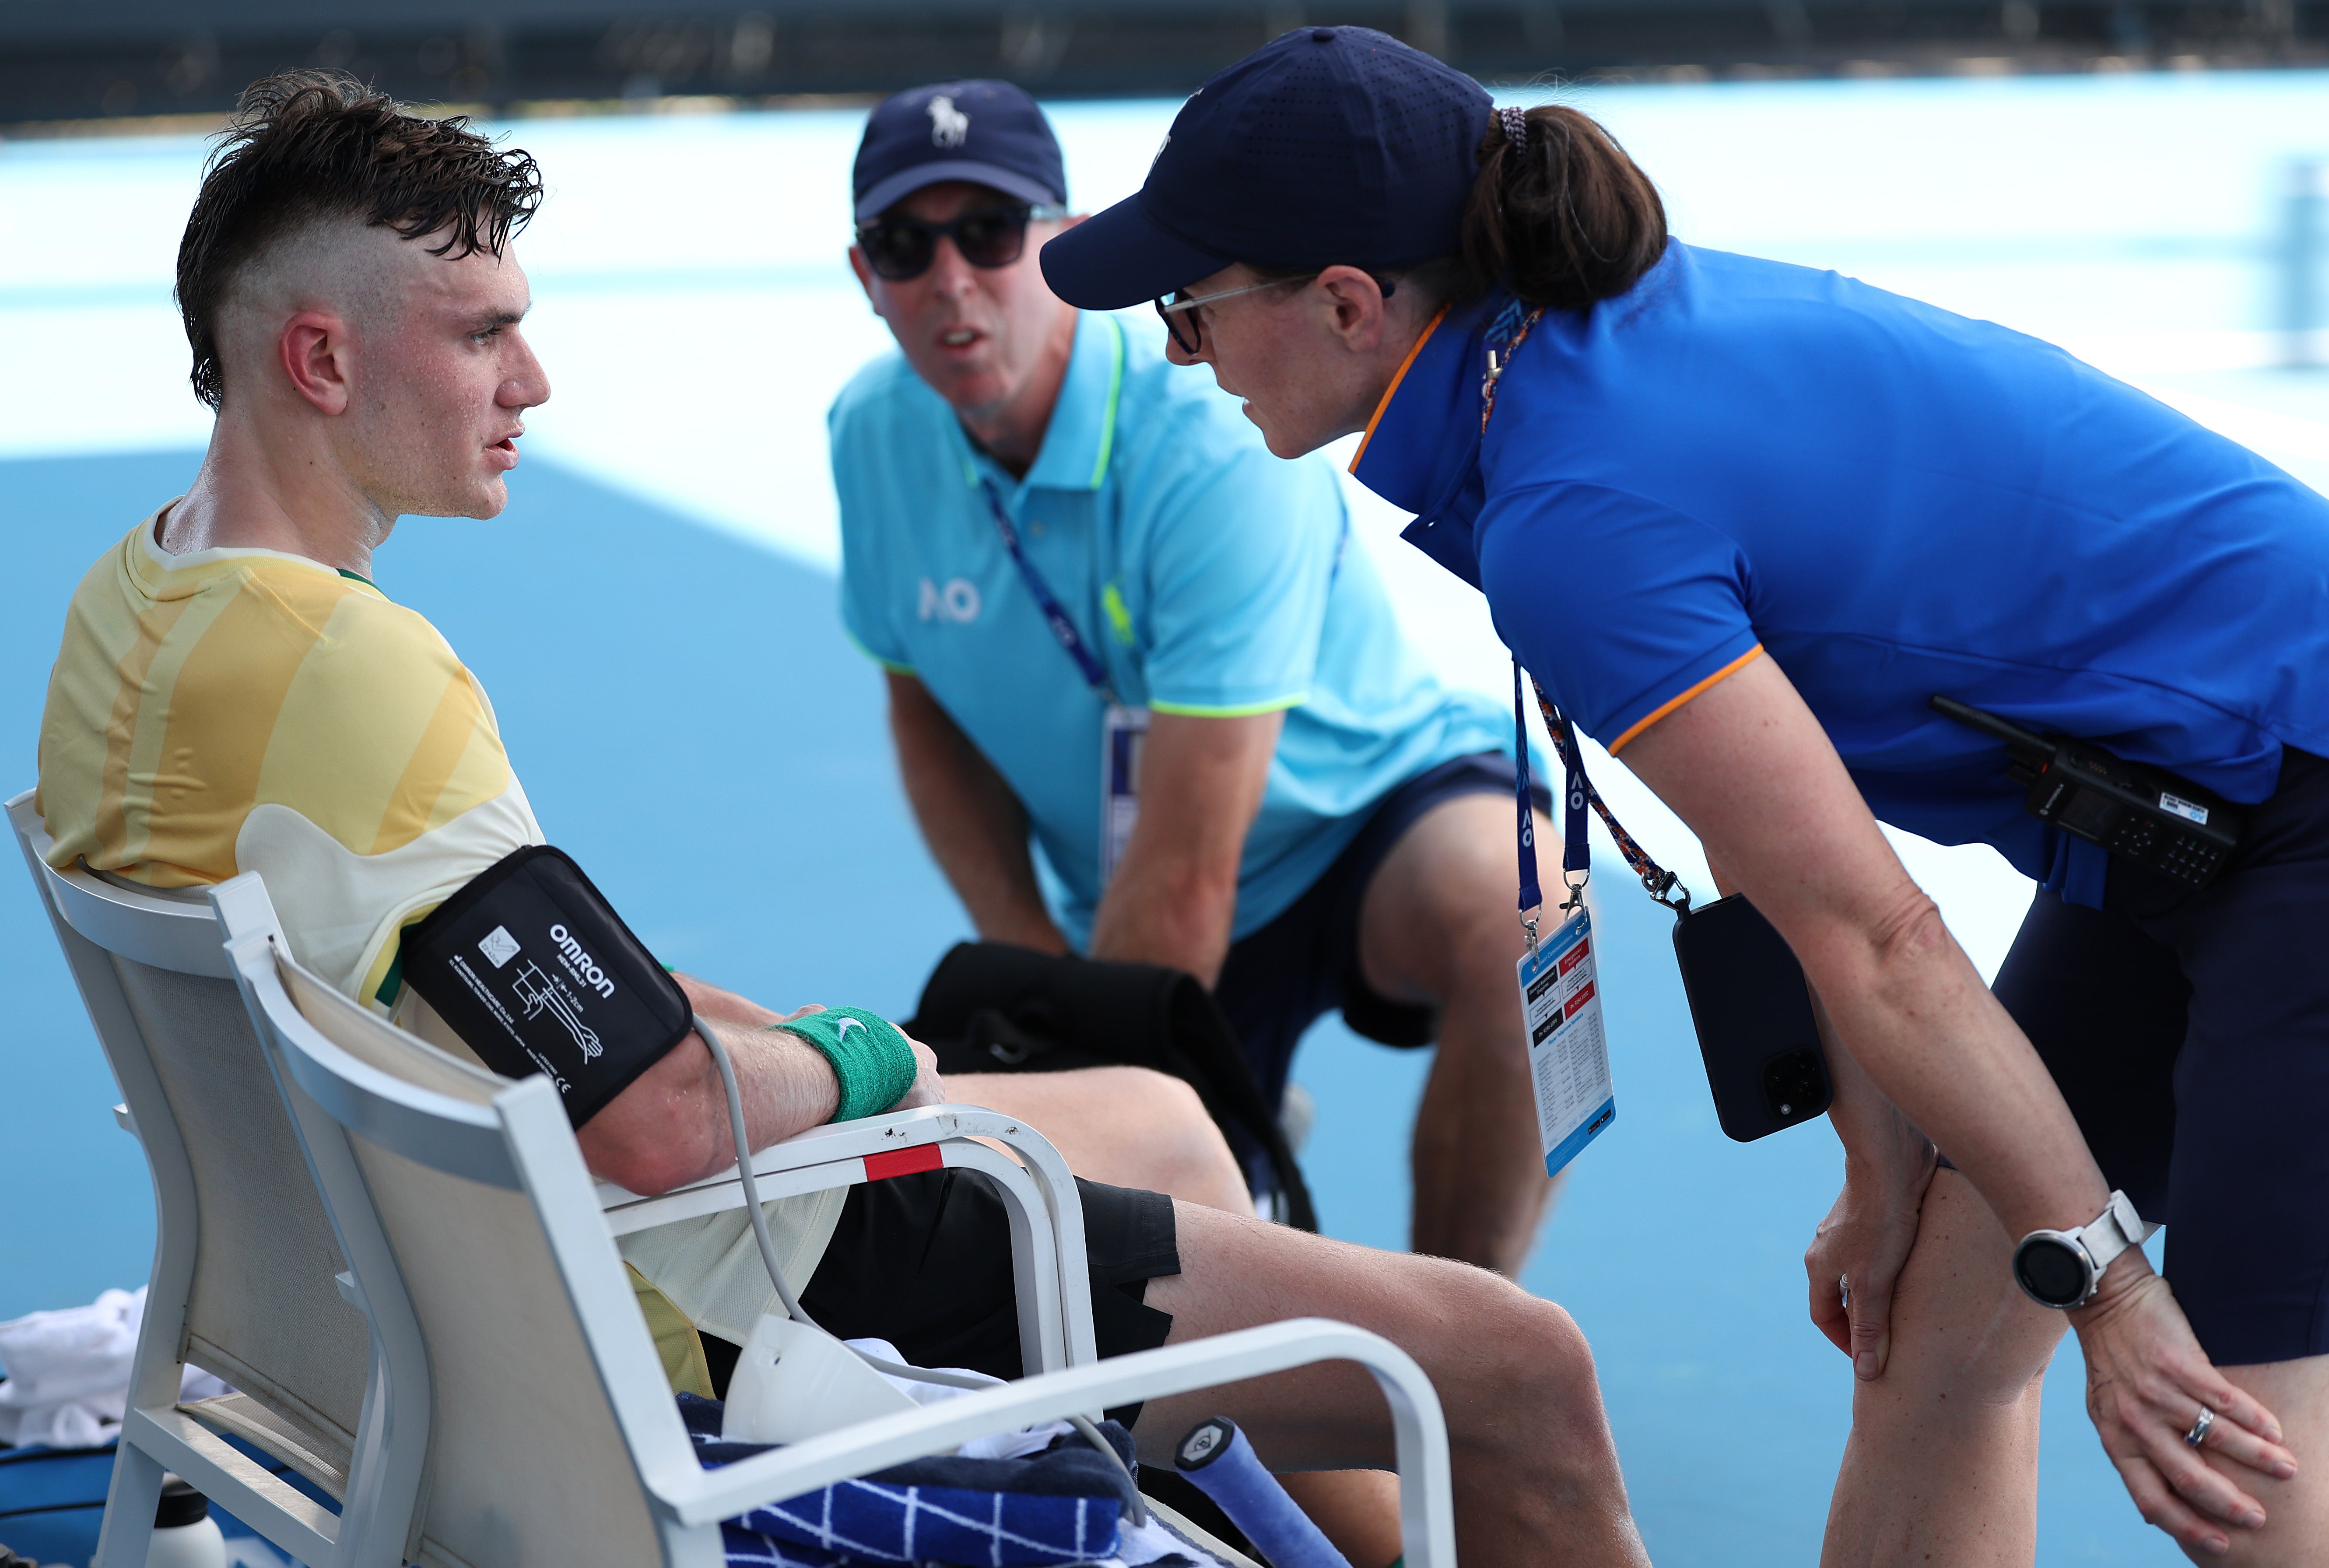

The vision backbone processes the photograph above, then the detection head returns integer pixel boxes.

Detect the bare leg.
[951,1073,1404,1554]
[1277,1470,1405,1568]
[1822,1168,2065,1568]
[1137,1201,1649,1568]
[949,1066,1252,1214]
[2193,1354,2329,1565]
[1358,794,1559,1275]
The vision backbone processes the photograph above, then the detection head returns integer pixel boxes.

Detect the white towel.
[0,1287,229,1448]
[845,1337,1075,1461]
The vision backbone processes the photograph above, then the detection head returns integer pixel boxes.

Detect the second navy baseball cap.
[1041,28,1491,309]
[852,80,1068,221]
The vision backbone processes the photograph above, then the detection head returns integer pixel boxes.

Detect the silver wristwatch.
[2012,1189,2151,1308]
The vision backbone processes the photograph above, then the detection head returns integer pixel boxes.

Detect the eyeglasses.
[856,203,1067,281]
[1154,276,1313,355]
[1154,271,1392,355]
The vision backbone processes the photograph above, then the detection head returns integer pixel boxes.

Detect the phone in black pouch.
[1670,894,1833,1142]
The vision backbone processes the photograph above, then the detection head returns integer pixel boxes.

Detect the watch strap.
[2070,1189,2147,1283]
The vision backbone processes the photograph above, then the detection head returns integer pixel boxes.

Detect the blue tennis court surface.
[13,67,2327,1564]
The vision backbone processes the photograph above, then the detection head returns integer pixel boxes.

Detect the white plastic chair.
[8,788,377,1567]
[229,896,1461,1568]
[8,788,1105,1566]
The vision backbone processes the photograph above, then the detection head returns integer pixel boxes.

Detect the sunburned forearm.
[576,1019,838,1194]
[674,972,783,1028]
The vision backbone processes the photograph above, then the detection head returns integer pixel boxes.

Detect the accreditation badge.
[1515,906,1617,1176]
[1098,703,1150,886]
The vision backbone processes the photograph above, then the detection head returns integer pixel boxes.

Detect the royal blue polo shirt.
[834,310,1508,944]
[1351,242,2329,906]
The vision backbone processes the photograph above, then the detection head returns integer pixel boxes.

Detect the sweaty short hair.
[175,70,543,410]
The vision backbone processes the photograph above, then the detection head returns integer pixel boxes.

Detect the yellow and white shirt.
[39,514,843,1346]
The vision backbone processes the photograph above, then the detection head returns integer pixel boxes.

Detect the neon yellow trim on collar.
[1089,314,1125,488]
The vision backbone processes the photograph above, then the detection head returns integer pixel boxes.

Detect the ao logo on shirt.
[918,576,981,624]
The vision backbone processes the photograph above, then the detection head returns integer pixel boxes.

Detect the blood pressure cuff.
[399,845,691,1128]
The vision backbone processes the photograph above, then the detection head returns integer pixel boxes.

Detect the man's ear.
[1316,265,1390,354]
[277,310,355,415]
[847,245,879,310]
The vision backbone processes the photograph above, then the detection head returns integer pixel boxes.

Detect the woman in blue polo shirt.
[1044,26,2329,1565]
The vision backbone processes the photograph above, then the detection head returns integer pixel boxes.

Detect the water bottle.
[146,1477,225,1568]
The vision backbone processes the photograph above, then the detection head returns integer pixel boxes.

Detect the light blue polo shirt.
[833,311,1509,945]
[1353,242,2329,906]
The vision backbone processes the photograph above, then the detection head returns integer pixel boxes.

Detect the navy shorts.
[1986,746,2329,1365]
[1213,752,1546,1117]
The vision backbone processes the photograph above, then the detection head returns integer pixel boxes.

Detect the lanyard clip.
[1520,905,1541,956]
[1644,867,1691,915]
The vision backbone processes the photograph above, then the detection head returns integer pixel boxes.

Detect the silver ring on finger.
[1839,1274,1851,1310]
[2185,1406,2216,1449]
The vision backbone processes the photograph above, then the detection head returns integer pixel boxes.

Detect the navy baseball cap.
[1041,28,1491,310]
[852,80,1068,222]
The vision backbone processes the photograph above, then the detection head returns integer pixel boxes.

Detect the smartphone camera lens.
[1761,1048,1826,1124]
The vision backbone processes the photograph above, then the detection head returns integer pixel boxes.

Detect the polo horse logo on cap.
[927,95,970,148]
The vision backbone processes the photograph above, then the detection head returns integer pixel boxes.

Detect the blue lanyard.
[1515,663,1691,944]
[1513,662,1547,935]
[979,477,1115,702]
[1513,660,1593,945]
[1483,294,1687,943]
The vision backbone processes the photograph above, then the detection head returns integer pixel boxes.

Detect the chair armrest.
[646,1318,1457,1568]
[595,1105,1098,1372]
[596,1104,1077,1221]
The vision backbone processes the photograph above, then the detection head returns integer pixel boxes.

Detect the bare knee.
[1088,1067,1248,1211]
[1904,1279,2057,1408]
[1418,1263,1610,1458]
[1503,1292,1603,1432]
[1870,1172,2064,1412]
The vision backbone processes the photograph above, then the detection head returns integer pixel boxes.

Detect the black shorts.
[703,1172,1179,1424]
[1213,752,1547,1115]
[1985,746,2329,1365]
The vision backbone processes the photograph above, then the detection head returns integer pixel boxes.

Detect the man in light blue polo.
[831,80,1559,1279]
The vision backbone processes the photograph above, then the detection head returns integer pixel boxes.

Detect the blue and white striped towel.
[682,1393,1146,1568]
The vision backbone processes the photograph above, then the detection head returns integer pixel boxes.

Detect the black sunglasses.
[856,203,1067,281]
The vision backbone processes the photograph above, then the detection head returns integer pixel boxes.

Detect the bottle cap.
[156,1476,210,1529]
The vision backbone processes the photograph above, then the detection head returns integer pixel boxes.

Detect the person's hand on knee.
[2073,1263,2295,1557]
[1806,1129,1937,1380]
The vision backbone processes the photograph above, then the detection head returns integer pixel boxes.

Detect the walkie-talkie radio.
[1930,695,2245,887]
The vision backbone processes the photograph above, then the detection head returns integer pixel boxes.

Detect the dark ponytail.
[1462,105,1666,312]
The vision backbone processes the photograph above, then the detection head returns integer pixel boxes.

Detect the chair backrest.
[231,921,716,1568]
[6,790,368,1480]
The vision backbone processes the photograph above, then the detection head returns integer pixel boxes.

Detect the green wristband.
[767,1007,918,1122]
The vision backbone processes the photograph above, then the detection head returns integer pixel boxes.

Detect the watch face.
[2014,1235,2090,1307]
